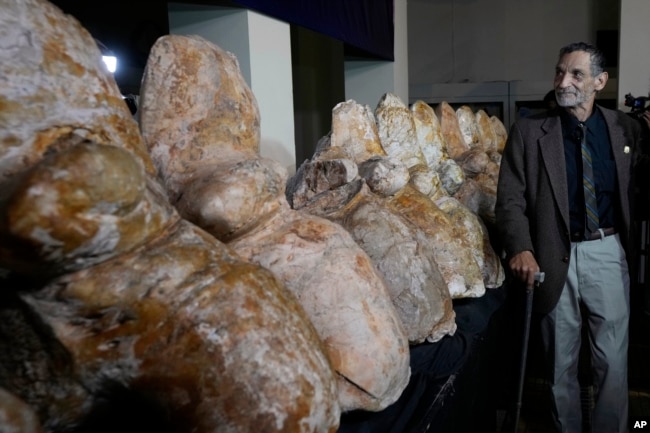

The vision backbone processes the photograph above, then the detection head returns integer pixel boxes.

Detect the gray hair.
[559,42,607,77]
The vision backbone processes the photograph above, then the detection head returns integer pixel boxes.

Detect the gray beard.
[556,93,582,107]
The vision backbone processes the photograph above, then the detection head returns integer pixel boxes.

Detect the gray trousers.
[540,233,629,433]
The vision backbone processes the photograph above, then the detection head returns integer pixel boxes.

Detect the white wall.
[617,0,650,110]
[408,0,594,85]
[168,4,251,81]
[344,62,395,109]
[246,13,296,173]
[393,0,409,103]
[344,0,409,109]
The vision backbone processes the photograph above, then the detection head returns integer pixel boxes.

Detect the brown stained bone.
[410,101,466,197]
[474,172,498,221]
[286,157,359,210]
[456,105,481,149]
[375,93,425,169]
[435,101,470,159]
[475,110,498,152]
[0,0,170,277]
[178,144,411,412]
[305,97,490,300]
[175,158,288,243]
[456,148,491,178]
[139,34,261,205]
[454,177,498,224]
[488,149,503,166]
[436,158,466,196]
[358,157,410,198]
[0,0,155,206]
[388,185,485,299]
[1,138,174,277]
[408,164,447,202]
[374,96,452,202]
[0,286,89,432]
[410,101,448,170]
[409,101,503,224]
[403,153,503,288]
[451,147,500,224]
[435,196,504,289]
[6,142,341,433]
[31,222,341,433]
[1,2,342,431]
[491,115,508,153]
[325,100,386,164]
[139,34,411,413]
[297,180,457,344]
[371,94,502,297]
[230,200,411,410]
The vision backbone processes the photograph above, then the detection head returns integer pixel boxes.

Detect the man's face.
[554,50,607,109]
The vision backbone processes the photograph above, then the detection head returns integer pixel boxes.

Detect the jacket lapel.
[538,115,570,232]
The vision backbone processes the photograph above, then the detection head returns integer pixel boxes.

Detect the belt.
[570,227,617,242]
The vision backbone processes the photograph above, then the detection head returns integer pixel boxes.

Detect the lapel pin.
[624,146,630,154]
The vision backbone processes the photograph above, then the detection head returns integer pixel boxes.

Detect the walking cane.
[511,271,545,433]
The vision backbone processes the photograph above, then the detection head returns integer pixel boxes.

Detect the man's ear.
[595,71,609,91]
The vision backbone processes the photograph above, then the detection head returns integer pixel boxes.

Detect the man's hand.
[508,250,540,288]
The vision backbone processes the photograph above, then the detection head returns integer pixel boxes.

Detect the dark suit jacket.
[495,105,648,315]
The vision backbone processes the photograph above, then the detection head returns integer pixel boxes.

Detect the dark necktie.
[579,122,599,237]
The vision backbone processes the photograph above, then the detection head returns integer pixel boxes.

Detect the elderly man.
[496,41,649,432]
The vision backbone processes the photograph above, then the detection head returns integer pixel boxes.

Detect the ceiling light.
[102,55,117,73]
[95,38,117,74]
